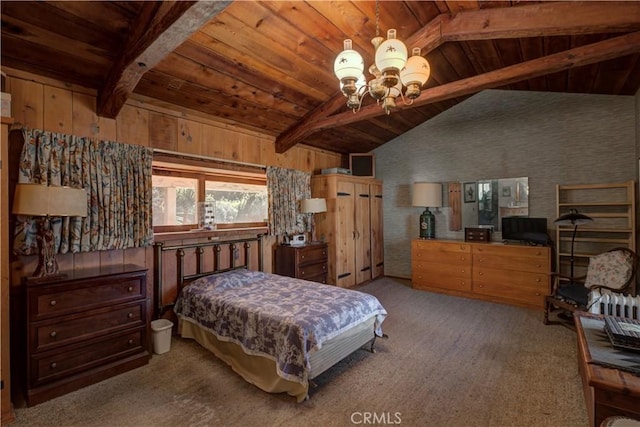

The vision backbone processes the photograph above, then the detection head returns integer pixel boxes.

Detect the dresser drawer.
[413,263,472,292]
[296,245,328,266]
[413,250,471,266]
[32,301,146,353]
[412,240,470,254]
[473,244,547,259]
[30,328,146,387]
[473,268,549,307]
[303,273,328,284]
[473,253,548,273]
[30,274,145,321]
[298,262,327,280]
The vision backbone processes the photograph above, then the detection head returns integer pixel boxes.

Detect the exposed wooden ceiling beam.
[311,31,640,130]
[275,1,640,153]
[96,0,231,119]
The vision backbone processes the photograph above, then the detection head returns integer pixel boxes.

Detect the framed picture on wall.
[464,182,476,203]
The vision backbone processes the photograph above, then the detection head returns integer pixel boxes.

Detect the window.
[205,181,267,224]
[153,175,198,226]
[152,155,267,233]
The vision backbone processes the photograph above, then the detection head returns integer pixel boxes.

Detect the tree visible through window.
[205,181,267,223]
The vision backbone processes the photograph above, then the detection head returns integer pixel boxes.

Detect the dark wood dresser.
[274,243,328,284]
[20,265,150,406]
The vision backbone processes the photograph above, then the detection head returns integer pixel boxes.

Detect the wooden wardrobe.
[311,174,383,288]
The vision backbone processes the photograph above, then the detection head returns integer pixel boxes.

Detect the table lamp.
[13,183,88,278]
[554,208,593,278]
[300,198,327,243]
[412,182,442,239]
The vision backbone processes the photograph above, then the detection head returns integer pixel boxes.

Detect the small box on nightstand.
[465,227,491,242]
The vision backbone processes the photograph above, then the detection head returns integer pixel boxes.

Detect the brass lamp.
[412,182,442,239]
[300,198,327,243]
[13,183,88,278]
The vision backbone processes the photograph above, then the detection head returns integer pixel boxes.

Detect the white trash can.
[151,319,174,355]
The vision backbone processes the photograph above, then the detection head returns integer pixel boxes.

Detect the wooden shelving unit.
[555,181,636,278]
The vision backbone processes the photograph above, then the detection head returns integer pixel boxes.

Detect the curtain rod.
[152,149,266,170]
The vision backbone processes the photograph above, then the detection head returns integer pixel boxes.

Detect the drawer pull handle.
[479,272,483,275]
[50,362,57,369]
[536,278,541,282]
[128,312,134,318]
[50,300,57,306]
[128,286,134,292]
[301,255,305,259]
[128,339,134,345]
[536,264,541,268]
[50,331,57,338]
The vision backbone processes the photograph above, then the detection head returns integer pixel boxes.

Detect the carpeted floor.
[9,277,587,427]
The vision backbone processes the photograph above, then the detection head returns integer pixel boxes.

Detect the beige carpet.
[10,277,587,427]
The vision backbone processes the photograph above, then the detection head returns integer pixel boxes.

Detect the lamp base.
[33,217,61,278]
[419,208,436,239]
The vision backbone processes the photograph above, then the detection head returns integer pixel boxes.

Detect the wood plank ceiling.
[2,1,640,155]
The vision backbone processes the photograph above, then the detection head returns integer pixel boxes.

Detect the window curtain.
[266,166,311,237]
[13,128,153,256]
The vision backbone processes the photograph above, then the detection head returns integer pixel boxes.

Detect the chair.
[544,247,638,325]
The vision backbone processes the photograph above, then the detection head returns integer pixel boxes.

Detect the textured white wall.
[374,89,637,278]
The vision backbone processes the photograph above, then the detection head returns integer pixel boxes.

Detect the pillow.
[189,269,268,292]
[584,250,633,290]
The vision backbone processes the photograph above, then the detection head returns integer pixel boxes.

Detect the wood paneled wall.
[3,68,344,288]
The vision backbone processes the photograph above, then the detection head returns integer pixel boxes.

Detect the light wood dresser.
[412,239,551,310]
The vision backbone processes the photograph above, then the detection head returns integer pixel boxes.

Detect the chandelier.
[333,2,430,115]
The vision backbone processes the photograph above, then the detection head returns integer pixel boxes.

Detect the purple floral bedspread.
[174,269,387,385]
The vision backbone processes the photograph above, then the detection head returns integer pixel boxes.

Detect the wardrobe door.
[335,180,356,288]
[354,182,371,285]
[370,182,384,280]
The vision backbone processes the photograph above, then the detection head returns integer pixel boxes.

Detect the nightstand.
[274,243,328,284]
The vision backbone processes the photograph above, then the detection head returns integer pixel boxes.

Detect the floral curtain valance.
[266,166,311,237]
[13,128,153,256]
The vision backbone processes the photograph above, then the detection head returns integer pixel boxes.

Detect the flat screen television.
[501,217,549,245]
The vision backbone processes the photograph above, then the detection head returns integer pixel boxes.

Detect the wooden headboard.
[153,235,264,318]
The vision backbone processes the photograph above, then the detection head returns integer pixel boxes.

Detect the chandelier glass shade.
[334,28,430,115]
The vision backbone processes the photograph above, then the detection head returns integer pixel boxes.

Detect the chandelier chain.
[375,0,380,37]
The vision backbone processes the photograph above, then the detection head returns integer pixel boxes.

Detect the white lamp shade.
[375,29,407,73]
[334,39,364,82]
[400,48,430,86]
[300,198,327,214]
[412,182,442,207]
[13,183,88,217]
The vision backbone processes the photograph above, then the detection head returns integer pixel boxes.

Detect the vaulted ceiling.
[2,1,640,154]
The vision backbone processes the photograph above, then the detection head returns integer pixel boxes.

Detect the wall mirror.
[460,177,529,231]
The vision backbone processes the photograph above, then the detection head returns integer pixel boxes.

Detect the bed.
[153,236,387,402]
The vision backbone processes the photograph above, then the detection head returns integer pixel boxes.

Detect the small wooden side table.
[575,313,640,427]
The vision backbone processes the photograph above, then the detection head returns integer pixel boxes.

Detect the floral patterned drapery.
[13,128,153,256]
[266,166,311,237]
